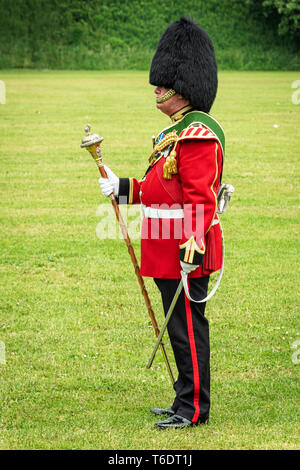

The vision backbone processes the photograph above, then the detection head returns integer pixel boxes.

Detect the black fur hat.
[149,16,218,113]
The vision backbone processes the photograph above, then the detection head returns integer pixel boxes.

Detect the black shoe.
[155,414,193,429]
[198,415,209,425]
[150,407,175,417]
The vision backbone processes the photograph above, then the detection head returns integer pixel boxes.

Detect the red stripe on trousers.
[184,284,200,423]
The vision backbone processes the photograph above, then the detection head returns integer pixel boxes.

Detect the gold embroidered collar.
[170,105,193,123]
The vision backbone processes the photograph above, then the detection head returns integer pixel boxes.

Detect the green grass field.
[0,70,299,450]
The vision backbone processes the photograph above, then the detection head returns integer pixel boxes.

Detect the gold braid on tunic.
[148,130,179,180]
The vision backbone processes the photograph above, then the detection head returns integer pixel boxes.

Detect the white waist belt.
[141,204,184,219]
[141,204,219,226]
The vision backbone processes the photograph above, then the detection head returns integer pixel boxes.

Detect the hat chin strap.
[156,89,176,103]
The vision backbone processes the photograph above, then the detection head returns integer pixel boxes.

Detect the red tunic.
[118,127,223,279]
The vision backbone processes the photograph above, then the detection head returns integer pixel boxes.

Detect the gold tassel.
[163,149,178,180]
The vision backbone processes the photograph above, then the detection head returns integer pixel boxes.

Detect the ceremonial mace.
[81,125,175,385]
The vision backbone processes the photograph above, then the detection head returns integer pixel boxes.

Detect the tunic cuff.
[117,178,131,204]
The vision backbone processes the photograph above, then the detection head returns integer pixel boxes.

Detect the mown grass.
[0,70,299,449]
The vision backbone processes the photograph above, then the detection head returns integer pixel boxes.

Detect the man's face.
[154,86,190,116]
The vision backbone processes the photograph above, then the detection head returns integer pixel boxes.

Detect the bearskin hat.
[149,16,218,113]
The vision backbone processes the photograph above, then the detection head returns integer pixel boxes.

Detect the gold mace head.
[80,124,104,161]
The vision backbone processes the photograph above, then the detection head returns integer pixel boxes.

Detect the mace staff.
[81,124,175,385]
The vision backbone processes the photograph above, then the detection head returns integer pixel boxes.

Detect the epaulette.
[178,122,219,143]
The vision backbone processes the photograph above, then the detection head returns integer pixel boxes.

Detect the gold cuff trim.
[129,178,134,204]
[180,236,205,263]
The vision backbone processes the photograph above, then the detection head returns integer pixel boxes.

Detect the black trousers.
[154,276,210,423]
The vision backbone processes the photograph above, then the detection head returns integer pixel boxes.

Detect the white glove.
[180,261,199,274]
[98,165,120,197]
